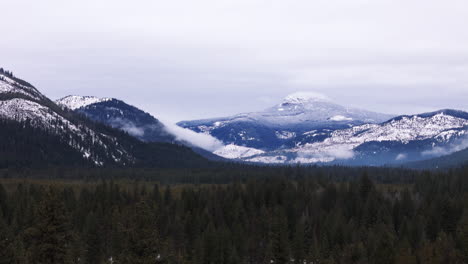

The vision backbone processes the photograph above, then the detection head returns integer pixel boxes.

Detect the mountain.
[179,90,467,166]
[0,69,210,168]
[57,95,176,143]
[178,92,394,151]
[238,110,468,165]
[56,95,226,161]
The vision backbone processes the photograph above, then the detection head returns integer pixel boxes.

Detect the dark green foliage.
[1,165,468,263]
[0,118,212,169]
[0,217,18,264]
[24,188,74,263]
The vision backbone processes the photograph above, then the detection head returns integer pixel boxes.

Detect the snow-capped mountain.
[0,70,132,166]
[57,95,175,143]
[230,110,468,165]
[56,95,226,161]
[179,91,467,166]
[3,67,466,167]
[178,92,394,150]
[0,69,209,167]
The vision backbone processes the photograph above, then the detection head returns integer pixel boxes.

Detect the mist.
[422,135,468,157]
[162,121,224,152]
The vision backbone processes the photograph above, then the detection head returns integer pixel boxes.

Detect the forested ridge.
[1,166,468,263]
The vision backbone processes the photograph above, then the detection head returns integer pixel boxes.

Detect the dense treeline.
[0,118,212,169]
[1,166,468,263]
[0,164,425,184]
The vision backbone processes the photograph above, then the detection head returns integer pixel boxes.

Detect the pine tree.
[25,187,74,264]
[458,208,468,262]
[83,212,103,263]
[118,200,162,264]
[272,209,290,264]
[292,221,306,263]
[0,217,16,264]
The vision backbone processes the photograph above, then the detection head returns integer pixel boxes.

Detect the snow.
[219,111,468,164]
[0,96,131,166]
[286,113,468,162]
[0,98,79,133]
[0,75,43,101]
[282,91,331,104]
[56,95,112,110]
[214,144,265,159]
[180,92,393,136]
[275,131,296,139]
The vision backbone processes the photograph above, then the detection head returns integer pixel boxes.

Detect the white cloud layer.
[297,145,355,163]
[162,121,224,152]
[1,0,467,121]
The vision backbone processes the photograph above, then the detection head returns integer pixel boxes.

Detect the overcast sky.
[1,0,467,121]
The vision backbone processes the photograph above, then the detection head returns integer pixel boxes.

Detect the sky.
[1,0,467,122]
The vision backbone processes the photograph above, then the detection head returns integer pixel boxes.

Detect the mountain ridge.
[178,92,394,151]
[0,69,211,168]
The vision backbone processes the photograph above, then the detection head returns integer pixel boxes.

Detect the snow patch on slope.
[57,95,112,110]
[0,75,43,100]
[292,113,468,159]
[282,91,331,104]
[0,98,78,132]
[236,112,468,164]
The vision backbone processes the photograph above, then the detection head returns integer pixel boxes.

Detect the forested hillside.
[1,166,468,263]
[0,70,211,169]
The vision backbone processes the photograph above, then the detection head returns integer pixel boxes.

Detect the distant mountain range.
[1,68,467,168]
[179,92,468,166]
[178,92,393,151]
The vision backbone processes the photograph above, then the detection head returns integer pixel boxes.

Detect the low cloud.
[325,146,355,160]
[120,124,145,137]
[297,145,355,163]
[422,136,468,157]
[109,118,145,137]
[161,121,224,152]
[395,153,407,161]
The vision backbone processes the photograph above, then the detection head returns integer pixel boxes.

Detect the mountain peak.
[57,95,113,110]
[282,92,331,105]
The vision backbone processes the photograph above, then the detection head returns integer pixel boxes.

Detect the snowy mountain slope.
[236,110,468,165]
[0,69,46,101]
[57,95,175,143]
[0,69,209,168]
[56,95,112,110]
[178,92,394,150]
[56,95,226,161]
[0,71,135,166]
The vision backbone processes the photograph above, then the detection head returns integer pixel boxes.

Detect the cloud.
[325,146,355,160]
[2,0,468,121]
[395,153,407,161]
[329,115,353,121]
[99,117,224,151]
[422,136,468,157]
[297,145,355,162]
[109,118,146,137]
[161,121,224,152]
